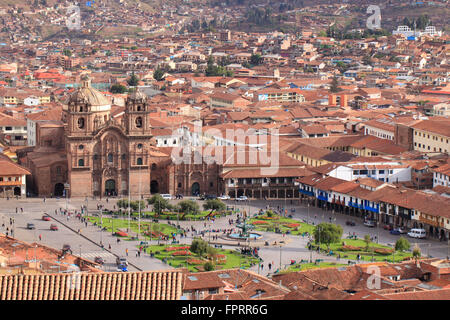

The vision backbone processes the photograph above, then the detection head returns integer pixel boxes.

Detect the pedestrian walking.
[138,251,141,257]
[268,263,272,270]
[126,248,128,256]
[108,244,111,250]
[39,234,42,241]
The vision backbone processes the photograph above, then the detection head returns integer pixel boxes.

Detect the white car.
[160,194,172,200]
[218,195,230,200]
[364,220,376,228]
[407,228,427,239]
[236,196,248,201]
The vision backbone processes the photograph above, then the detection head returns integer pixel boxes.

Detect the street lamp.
[279,245,282,271]
[307,203,310,224]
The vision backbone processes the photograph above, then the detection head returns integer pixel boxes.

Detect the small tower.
[64,75,111,137]
[124,88,151,136]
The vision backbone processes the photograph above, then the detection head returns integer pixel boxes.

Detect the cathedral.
[19,76,222,198]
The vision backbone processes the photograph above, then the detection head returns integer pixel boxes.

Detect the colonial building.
[19,76,164,197]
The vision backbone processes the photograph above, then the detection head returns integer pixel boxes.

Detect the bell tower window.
[137,157,143,165]
[107,153,113,163]
[78,159,84,166]
[78,117,85,129]
[135,117,142,128]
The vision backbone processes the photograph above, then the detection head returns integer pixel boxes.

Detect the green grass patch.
[87,216,178,241]
[249,214,316,235]
[145,244,261,272]
[99,210,234,221]
[310,239,412,263]
[285,262,348,273]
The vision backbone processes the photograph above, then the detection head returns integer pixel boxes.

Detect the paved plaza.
[1,197,448,276]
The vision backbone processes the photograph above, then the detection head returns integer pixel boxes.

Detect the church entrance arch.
[191,182,200,196]
[105,179,116,196]
[150,180,159,194]
[54,183,64,197]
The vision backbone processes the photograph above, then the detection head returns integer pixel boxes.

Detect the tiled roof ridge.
[0,270,183,300]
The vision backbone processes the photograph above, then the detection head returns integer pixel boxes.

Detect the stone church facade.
[19,76,223,198]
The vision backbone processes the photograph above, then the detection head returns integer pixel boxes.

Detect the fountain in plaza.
[228,218,262,240]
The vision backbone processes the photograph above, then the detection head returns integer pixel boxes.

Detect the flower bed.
[186,258,205,265]
[340,245,363,251]
[259,215,280,220]
[115,231,128,237]
[165,246,191,252]
[252,220,269,225]
[171,250,192,256]
[374,248,394,255]
[285,223,300,228]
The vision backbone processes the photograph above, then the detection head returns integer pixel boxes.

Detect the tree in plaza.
[147,194,171,215]
[364,234,371,252]
[412,245,421,263]
[395,237,410,252]
[207,246,218,263]
[314,223,343,250]
[176,200,200,215]
[204,261,215,271]
[190,238,209,258]
[116,199,145,212]
[127,72,139,86]
[203,199,226,212]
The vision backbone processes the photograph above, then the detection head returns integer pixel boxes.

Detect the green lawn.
[87,216,178,241]
[98,210,234,221]
[309,239,413,263]
[145,244,261,272]
[249,214,316,236]
[285,261,348,273]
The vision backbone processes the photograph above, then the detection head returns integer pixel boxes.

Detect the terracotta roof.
[383,288,450,300]
[0,270,183,300]
[412,119,450,138]
[0,158,31,176]
[221,167,313,179]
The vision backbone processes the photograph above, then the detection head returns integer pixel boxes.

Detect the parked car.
[345,220,356,226]
[390,227,407,235]
[236,196,248,201]
[160,194,172,200]
[116,256,128,266]
[364,220,376,228]
[218,194,230,200]
[407,228,427,239]
[26,223,35,230]
[94,257,105,265]
[42,215,51,221]
[383,225,393,231]
[116,264,128,272]
[50,224,58,231]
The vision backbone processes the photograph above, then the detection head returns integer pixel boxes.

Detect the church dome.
[68,75,111,107]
